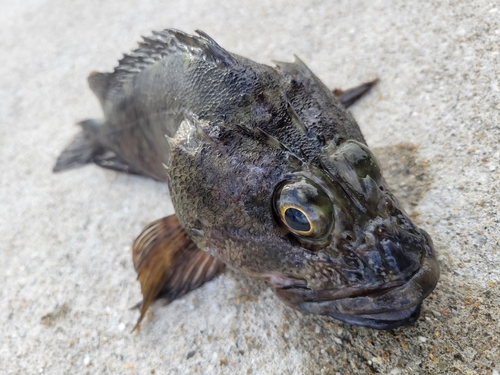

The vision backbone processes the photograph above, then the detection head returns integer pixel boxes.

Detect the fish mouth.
[273,231,440,330]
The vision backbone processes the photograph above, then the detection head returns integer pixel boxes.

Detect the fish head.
[266,139,439,329]
[167,111,438,330]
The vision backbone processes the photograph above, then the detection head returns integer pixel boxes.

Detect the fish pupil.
[284,208,311,232]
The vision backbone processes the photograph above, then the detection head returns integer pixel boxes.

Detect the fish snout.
[272,225,439,329]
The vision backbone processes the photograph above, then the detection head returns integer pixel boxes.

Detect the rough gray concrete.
[1,0,499,374]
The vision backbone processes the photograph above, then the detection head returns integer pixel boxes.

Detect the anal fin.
[132,215,225,330]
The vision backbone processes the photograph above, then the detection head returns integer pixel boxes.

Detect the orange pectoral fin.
[132,215,225,330]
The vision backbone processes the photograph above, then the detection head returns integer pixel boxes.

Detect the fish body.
[55,29,439,330]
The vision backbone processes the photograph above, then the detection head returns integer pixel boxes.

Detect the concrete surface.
[1,0,499,374]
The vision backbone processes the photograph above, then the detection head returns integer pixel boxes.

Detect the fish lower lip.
[329,303,422,330]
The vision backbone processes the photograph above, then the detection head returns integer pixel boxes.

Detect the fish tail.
[53,119,103,172]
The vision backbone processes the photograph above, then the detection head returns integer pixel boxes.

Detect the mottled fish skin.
[55,29,439,330]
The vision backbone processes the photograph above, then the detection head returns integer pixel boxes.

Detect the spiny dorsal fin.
[95,29,238,103]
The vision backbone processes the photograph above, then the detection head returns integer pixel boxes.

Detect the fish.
[54,29,440,330]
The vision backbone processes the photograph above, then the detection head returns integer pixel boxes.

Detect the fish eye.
[273,177,333,240]
[284,207,311,233]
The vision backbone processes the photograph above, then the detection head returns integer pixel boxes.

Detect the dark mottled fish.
[54,29,439,330]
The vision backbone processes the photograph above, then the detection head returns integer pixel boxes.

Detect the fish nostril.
[341,231,355,242]
[377,227,386,235]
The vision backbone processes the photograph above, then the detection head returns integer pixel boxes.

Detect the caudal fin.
[53,119,102,172]
[54,119,151,177]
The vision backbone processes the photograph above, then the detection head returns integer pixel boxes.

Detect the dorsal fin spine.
[93,29,238,102]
